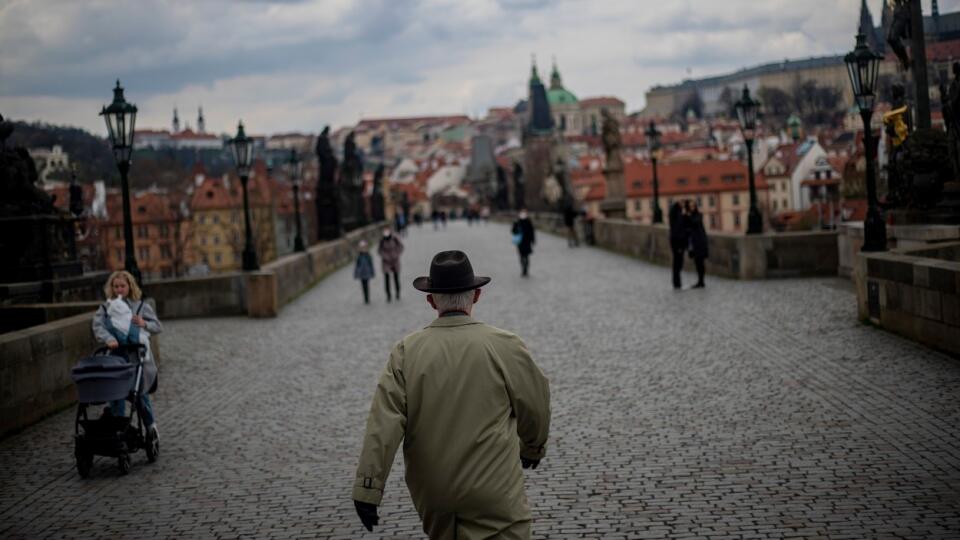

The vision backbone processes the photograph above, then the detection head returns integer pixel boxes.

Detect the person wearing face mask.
[377,227,405,302]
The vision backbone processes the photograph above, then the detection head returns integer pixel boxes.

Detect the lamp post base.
[652,206,663,224]
[747,207,763,235]
[862,206,887,252]
[242,248,260,271]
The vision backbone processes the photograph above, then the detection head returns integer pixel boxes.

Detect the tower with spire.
[197,106,205,134]
[859,0,882,52]
[172,107,180,133]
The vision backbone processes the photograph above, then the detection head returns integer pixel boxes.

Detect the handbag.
[511,232,523,245]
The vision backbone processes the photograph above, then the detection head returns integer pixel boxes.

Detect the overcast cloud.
[1,0,957,136]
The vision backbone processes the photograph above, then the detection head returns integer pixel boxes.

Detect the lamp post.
[289,149,306,252]
[229,121,259,270]
[735,85,764,234]
[645,121,664,224]
[100,80,141,284]
[845,32,886,252]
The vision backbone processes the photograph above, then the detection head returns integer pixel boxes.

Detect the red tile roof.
[579,96,625,108]
[623,158,766,198]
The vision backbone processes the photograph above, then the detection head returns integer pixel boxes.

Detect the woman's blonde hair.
[103,270,142,300]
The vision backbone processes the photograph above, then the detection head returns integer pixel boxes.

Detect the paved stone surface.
[2,220,960,539]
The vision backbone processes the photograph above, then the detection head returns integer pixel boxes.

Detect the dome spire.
[550,56,562,90]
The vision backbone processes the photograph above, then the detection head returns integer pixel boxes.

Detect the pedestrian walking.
[354,240,375,304]
[668,202,689,289]
[91,270,162,441]
[562,199,579,247]
[688,201,708,288]
[512,209,536,276]
[352,250,551,539]
[377,227,404,302]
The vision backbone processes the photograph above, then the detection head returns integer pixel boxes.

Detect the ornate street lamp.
[100,80,141,283]
[289,149,306,252]
[735,85,764,234]
[229,121,259,270]
[845,32,886,252]
[645,121,664,224]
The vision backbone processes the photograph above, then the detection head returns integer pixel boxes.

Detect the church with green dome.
[528,58,625,138]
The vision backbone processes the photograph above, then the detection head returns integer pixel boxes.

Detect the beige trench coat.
[353,315,551,539]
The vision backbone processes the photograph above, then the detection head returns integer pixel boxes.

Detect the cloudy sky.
[1,0,957,136]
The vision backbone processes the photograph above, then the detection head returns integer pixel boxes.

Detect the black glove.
[520,456,540,470]
[354,500,379,532]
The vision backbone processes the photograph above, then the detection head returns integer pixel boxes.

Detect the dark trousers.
[361,279,370,304]
[519,254,530,276]
[694,256,706,286]
[672,248,685,288]
[385,272,400,300]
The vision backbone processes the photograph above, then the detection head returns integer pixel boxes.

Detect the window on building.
[676,177,688,186]
[709,215,716,228]
[815,171,821,180]
[634,200,641,211]
[159,224,169,237]
[214,253,222,264]
[560,115,567,131]
[699,176,709,185]
[199,215,206,225]
[138,205,146,214]
[213,215,219,224]
[115,227,122,240]
[708,196,715,207]
[732,194,740,205]
[632,180,643,189]
[696,196,702,207]
[139,247,149,261]
[734,213,742,227]
[201,236,207,246]
[115,249,122,262]
[137,225,148,238]
[773,200,778,210]
[160,245,172,258]
[214,235,220,245]
[826,170,832,179]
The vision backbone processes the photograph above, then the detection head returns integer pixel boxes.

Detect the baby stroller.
[71,343,159,477]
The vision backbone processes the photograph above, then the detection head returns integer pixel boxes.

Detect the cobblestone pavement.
[2,220,960,539]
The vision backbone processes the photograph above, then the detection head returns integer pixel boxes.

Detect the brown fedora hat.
[412,250,491,293]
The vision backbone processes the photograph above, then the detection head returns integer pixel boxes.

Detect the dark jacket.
[688,210,709,259]
[354,252,375,280]
[512,218,536,256]
[668,203,689,251]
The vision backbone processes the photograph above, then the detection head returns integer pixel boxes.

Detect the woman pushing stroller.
[91,270,162,440]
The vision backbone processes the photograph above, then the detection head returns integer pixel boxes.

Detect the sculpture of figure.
[886,0,912,71]
[315,126,338,186]
[495,165,509,211]
[69,167,84,217]
[341,131,363,187]
[371,163,385,222]
[946,62,960,178]
[314,125,342,240]
[601,109,622,165]
[512,161,525,210]
[884,83,911,206]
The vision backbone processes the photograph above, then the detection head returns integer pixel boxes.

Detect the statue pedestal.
[0,215,83,283]
[600,199,627,220]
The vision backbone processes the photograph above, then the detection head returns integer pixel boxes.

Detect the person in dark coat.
[687,201,708,288]
[562,198,579,247]
[668,202,689,289]
[354,240,375,304]
[511,209,536,277]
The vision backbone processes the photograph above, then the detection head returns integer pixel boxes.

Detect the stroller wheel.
[118,452,131,475]
[145,427,159,463]
[75,438,93,478]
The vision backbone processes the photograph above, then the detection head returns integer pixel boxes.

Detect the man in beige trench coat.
[352,250,551,539]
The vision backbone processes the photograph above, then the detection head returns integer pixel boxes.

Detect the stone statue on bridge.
[315,126,342,240]
[339,131,367,230]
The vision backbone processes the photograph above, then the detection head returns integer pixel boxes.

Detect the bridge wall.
[0,308,161,439]
[0,225,381,439]
[857,243,960,357]
[524,213,838,279]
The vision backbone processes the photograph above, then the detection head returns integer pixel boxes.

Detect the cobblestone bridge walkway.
[2,221,960,539]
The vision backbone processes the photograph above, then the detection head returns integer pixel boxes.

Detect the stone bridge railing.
[0,223,383,439]
[518,212,839,279]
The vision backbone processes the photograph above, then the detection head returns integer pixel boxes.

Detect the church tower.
[197,106,206,134]
[172,107,180,133]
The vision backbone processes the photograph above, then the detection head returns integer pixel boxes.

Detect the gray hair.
[431,289,476,313]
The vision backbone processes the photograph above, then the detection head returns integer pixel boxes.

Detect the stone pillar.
[600,152,626,219]
[523,136,552,211]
